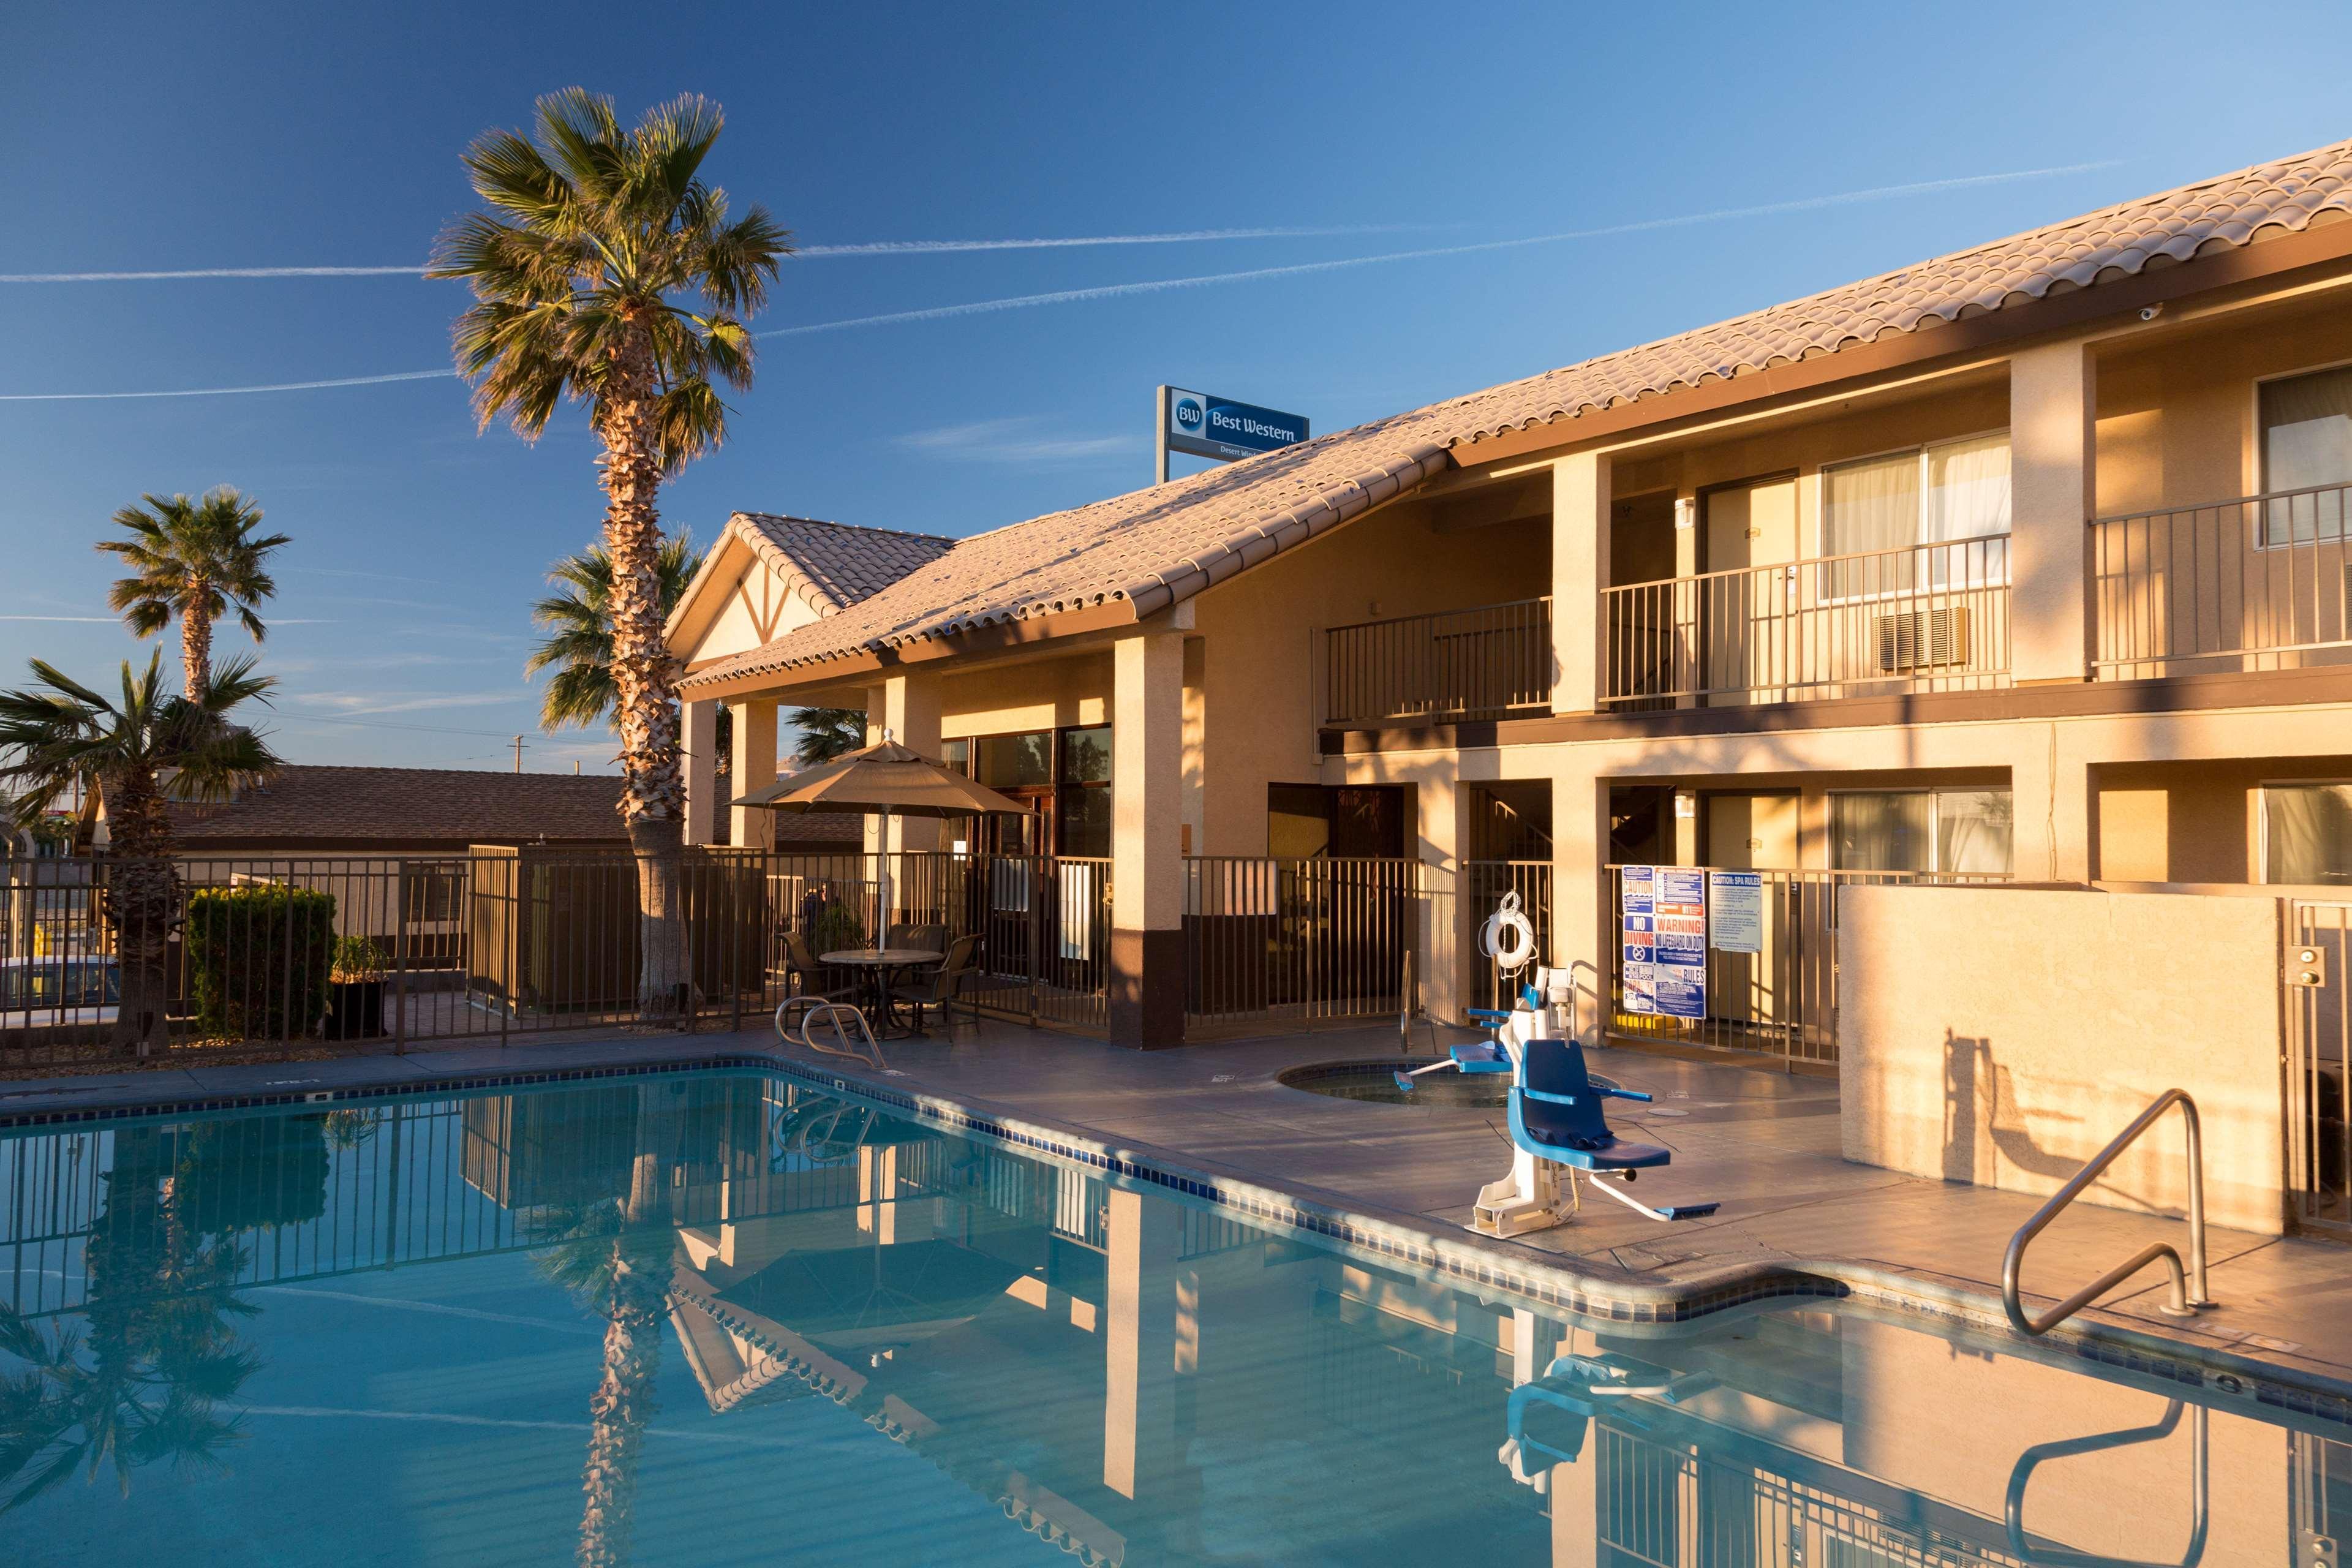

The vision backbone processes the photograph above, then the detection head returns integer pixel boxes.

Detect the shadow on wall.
[1941,1030,2095,1190]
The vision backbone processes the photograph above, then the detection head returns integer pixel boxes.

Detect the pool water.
[2,1070,2345,1566]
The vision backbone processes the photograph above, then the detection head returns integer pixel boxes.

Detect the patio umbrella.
[731,733,1028,947]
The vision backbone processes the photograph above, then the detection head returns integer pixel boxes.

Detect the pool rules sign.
[1621,865,1707,1020]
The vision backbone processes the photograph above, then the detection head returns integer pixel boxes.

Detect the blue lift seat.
[1506,1035,1672,1172]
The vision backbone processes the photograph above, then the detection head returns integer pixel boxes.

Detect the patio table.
[820,948,944,1039]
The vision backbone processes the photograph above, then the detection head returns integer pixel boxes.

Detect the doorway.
[1702,475,1798,703]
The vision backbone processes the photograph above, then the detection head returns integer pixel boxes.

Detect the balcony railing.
[1599,535,2011,709]
[1322,597,1551,727]
[2092,481,2352,679]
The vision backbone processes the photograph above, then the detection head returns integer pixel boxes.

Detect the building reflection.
[5,1075,2351,1563]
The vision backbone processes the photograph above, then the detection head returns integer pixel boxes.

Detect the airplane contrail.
[0,162,2125,399]
[762,161,2125,337]
[0,226,1425,284]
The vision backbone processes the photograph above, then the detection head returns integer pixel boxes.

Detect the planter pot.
[326,979,386,1041]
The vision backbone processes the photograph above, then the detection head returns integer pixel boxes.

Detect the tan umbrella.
[732,734,1030,948]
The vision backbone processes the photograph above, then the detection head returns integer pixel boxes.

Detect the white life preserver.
[1480,889,1537,974]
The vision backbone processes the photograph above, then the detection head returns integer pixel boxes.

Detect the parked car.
[0,954,119,1032]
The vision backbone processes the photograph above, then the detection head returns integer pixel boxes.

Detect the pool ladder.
[777,997,886,1071]
[2003,1088,2214,1336]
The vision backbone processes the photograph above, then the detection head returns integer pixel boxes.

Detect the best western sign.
[1161,386,1309,462]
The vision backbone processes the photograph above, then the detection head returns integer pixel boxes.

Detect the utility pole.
[512,736,526,774]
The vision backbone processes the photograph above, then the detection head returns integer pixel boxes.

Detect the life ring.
[1480,890,1537,974]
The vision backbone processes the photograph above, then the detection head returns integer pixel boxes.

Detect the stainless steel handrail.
[2003,1088,2214,1336]
[2004,1400,2207,1567]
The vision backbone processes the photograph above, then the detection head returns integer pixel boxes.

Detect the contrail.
[763,160,2124,337]
[0,368,455,401]
[0,226,1422,284]
[0,162,2124,399]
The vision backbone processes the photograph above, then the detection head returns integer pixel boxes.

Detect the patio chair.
[783,931,858,1006]
[896,933,981,1035]
[886,921,948,956]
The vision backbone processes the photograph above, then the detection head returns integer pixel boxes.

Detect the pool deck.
[9,1016,2352,1400]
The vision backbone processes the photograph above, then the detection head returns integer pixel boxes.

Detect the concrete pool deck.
[7,1016,2351,1400]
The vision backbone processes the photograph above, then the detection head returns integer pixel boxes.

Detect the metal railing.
[2002,1088,2213,1336]
[1599,535,2011,708]
[1465,859,1552,1014]
[2092,481,2352,679]
[1183,856,1429,1031]
[2004,1400,2208,1567]
[0,846,1114,1069]
[1602,865,2009,1069]
[1322,597,1551,727]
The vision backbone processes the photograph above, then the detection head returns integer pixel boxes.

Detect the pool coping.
[9,1040,2351,1430]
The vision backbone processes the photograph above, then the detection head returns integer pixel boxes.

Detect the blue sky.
[6,1,2351,772]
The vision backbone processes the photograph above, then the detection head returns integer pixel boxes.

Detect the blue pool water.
[0,1070,2343,1566]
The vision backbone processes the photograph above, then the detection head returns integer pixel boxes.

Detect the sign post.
[1156,385,1309,483]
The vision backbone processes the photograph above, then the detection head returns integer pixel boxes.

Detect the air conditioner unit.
[1875,607,1970,672]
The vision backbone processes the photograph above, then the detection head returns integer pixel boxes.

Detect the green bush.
[331,933,388,982]
[185,884,337,1040]
[810,899,865,955]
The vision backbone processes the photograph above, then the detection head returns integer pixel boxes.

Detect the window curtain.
[2266,784,2352,885]
[1824,453,1920,598]
[1934,790,2015,875]
[1830,792,1932,872]
[2261,366,2352,545]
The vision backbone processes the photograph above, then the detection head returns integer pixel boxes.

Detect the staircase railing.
[2002,1088,2214,1336]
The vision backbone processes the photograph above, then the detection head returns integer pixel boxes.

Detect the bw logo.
[1173,397,1204,431]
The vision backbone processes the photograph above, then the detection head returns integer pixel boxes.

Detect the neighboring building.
[164,765,635,855]
[668,137,2352,1047]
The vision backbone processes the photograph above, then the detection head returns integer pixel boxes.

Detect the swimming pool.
[1,1069,2343,1565]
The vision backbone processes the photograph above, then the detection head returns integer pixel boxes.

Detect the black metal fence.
[0,848,1112,1071]
[1182,856,1429,1031]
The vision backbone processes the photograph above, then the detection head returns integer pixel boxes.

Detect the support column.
[682,698,719,846]
[1112,631,1185,1048]
[727,699,777,853]
[880,674,943,854]
[1550,452,1611,715]
[2008,723,2094,884]
[1418,774,1466,1025]
[1551,758,1611,1047]
[2010,341,2097,685]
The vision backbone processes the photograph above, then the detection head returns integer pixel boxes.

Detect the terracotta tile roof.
[680,137,2352,690]
[669,513,958,641]
[164,765,859,849]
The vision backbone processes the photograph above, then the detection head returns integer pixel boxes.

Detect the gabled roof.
[680,136,2352,693]
[665,512,959,644]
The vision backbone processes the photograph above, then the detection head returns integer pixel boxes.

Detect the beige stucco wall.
[1838,884,2283,1233]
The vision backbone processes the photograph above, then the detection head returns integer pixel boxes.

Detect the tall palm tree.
[429,89,788,1023]
[97,488,288,701]
[525,532,704,731]
[0,655,279,1055]
[789,707,867,767]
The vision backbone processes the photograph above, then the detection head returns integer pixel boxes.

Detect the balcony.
[1599,535,2012,709]
[2092,481,2352,679]
[1322,597,1553,727]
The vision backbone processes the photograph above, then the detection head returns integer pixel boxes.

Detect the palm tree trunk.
[597,318,687,1023]
[100,769,178,1058]
[180,603,212,700]
[576,1116,674,1568]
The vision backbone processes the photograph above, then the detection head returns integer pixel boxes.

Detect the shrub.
[184,884,337,1040]
[331,934,388,982]
[810,899,865,955]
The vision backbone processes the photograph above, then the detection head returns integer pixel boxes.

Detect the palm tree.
[788,707,867,767]
[533,1093,680,1568]
[0,656,279,1055]
[97,488,289,701]
[429,89,788,1023]
[525,532,704,732]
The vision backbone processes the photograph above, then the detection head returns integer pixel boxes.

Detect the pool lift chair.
[1393,891,1719,1238]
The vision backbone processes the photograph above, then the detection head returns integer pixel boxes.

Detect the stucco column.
[2010,341,2097,685]
[1180,637,1206,858]
[2008,725,2093,884]
[1112,630,1186,1047]
[1551,758,1611,1046]
[727,699,777,853]
[880,673,943,855]
[1550,451,1611,715]
[682,698,719,846]
[1417,774,1465,1025]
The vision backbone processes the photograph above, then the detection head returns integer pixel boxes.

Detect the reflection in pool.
[0,1071,2342,1565]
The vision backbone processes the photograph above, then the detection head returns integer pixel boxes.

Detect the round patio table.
[820,948,944,1039]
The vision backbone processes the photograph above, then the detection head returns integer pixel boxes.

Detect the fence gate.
[2287,899,2352,1235]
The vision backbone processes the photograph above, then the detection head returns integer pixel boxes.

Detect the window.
[2259,365,2352,546]
[940,739,970,776]
[1831,788,2012,874]
[400,864,461,924]
[2264,783,2352,884]
[1055,725,1112,858]
[974,732,1051,789]
[1265,785,1409,859]
[1822,433,2011,595]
